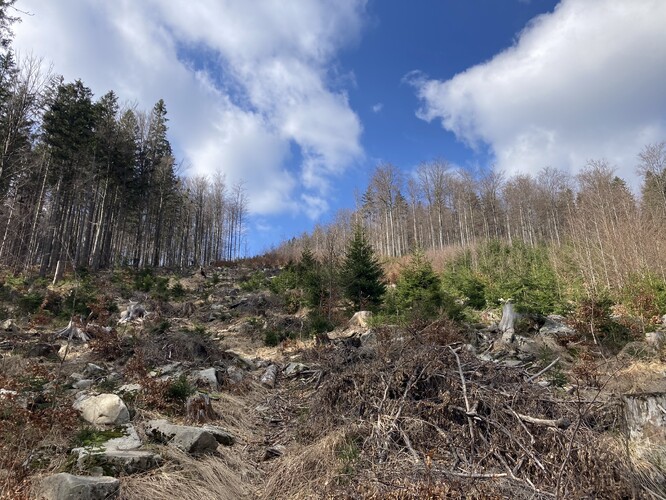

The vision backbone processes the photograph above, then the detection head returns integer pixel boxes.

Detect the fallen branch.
[527,356,561,382]
[516,412,571,430]
[449,346,475,446]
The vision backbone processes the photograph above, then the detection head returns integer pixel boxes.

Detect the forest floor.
[0,264,664,499]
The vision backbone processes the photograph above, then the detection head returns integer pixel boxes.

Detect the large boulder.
[73,394,130,425]
[71,424,161,475]
[539,315,576,337]
[34,473,119,500]
[145,419,219,454]
[191,367,223,391]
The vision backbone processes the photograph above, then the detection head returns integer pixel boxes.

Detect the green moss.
[73,427,125,448]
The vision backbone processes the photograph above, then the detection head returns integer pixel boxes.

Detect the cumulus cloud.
[372,103,383,113]
[12,0,365,216]
[410,0,666,183]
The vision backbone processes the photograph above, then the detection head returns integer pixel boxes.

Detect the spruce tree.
[395,250,442,319]
[341,225,385,311]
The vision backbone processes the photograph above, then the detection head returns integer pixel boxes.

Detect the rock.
[145,419,219,454]
[71,424,161,475]
[84,363,105,378]
[326,328,358,341]
[283,362,308,377]
[226,365,244,384]
[192,367,223,391]
[69,372,85,382]
[148,362,182,378]
[349,311,372,329]
[645,330,665,348]
[0,388,18,398]
[202,425,235,446]
[34,473,119,500]
[539,315,576,336]
[117,383,142,394]
[263,444,286,461]
[25,342,57,358]
[260,364,279,388]
[73,394,130,425]
[76,449,162,475]
[72,379,94,390]
[1,319,18,332]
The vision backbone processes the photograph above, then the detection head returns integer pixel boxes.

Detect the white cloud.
[411,0,666,184]
[12,0,366,216]
[372,103,383,113]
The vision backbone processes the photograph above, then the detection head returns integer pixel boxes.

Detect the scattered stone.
[226,365,244,384]
[149,362,182,378]
[145,419,219,454]
[84,363,106,378]
[34,473,119,500]
[260,364,279,388]
[645,330,665,348]
[71,424,161,475]
[202,425,235,446]
[0,388,18,398]
[263,444,286,461]
[73,393,130,425]
[192,367,223,391]
[117,383,142,394]
[539,315,576,337]
[283,362,308,377]
[1,319,17,332]
[72,379,94,390]
[25,342,57,358]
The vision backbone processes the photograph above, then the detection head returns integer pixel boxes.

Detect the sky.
[11,0,666,254]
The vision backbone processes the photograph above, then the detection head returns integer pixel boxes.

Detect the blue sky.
[11,0,666,254]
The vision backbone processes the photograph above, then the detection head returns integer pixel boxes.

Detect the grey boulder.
[34,473,119,500]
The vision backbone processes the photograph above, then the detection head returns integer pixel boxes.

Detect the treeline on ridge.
[0,3,248,277]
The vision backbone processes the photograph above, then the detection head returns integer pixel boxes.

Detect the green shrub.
[18,291,45,314]
[166,375,195,403]
[240,271,268,291]
[171,281,186,299]
[570,296,633,351]
[134,268,155,292]
[394,251,443,320]
[264,329,287,347]
[442,240,567,315]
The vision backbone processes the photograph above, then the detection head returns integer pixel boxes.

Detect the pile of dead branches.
[270,323,637,499]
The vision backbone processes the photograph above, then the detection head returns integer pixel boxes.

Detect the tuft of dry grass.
[260,428,352,499]
[120,448,258,500]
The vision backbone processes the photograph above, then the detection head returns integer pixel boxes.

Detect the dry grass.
[260,428,351,499]
[120,448,258,500]
[608,358,666,393]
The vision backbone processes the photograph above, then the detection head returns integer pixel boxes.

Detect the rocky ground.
[0,265,664,499]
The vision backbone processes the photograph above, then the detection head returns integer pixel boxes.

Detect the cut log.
[498,301,517,343]
[260,364,278,388]
[55,320,89,342]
